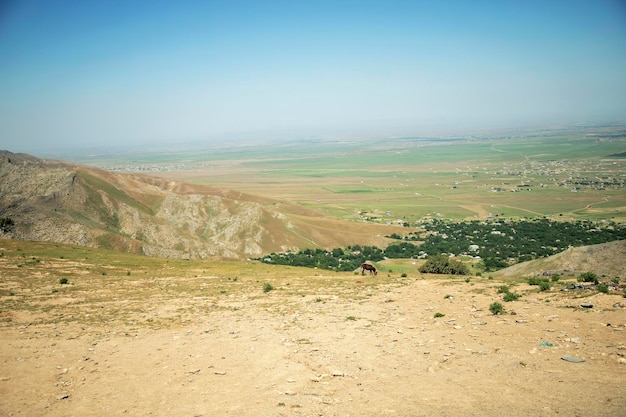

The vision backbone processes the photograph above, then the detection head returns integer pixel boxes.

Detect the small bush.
[538,281,551,291]
[59,278,69,285]
[496,285,509,294]
[579,272,599,284]
[597,284,609,294]
[489,302,505,315]
[528,277,546,286]
[419,255,469,275]
[434,312,445,318]
[401,273,407,278]
[551,274,561,282]
[263,283,274,293]
[503,292,521,302]
[346,316,356,321]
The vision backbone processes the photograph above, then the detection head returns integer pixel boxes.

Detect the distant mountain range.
[0,151,393,259]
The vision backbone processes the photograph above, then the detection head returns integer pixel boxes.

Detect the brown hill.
[0,151,395,258]
[494,240,626,279]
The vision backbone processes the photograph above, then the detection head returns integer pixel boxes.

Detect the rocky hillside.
[494,240,626,279]
[0,151,394,259]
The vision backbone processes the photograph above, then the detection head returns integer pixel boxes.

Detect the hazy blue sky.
[1,0,625,153]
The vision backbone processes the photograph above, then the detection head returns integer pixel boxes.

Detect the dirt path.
[2,277,625,416]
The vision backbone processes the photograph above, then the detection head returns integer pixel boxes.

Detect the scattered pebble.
[561,356,585,363]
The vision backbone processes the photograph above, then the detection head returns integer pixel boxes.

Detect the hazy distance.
[1,0,625,155]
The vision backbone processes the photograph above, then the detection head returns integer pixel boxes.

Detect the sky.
[1,0,626,154]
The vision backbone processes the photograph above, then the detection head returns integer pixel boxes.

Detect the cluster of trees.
[260,218,625,273]
[390,218,626,271]
[259,245,385,271]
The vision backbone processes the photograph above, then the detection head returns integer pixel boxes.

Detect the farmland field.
[75,126,626,224]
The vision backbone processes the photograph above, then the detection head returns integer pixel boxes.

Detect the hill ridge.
[0,150,394,258]
[494,240,626,279]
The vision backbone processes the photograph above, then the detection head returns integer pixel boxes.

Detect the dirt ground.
[1,274,625,417]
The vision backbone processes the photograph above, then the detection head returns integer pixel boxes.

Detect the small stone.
[617,358,626,365]
[57,394,70,400]
[580,303,593,309]
[561,356,585,363]
[331,371,345,377]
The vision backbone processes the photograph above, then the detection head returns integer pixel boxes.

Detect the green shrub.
[419,255,469,275]
[538,281,551,291]
[496,285,509,294]
[401,273,407,278]
[503,292,521,302]
[59,278,69,285]
[263,283,274,293]
[597,284,609,294]
[489,302,505,315]
[579,272,599,284]
[528,277,547,286]
[346,316,356,321]
[551,274,561,282]
[434,312,445,318]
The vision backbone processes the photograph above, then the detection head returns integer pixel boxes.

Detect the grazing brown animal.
[361,263,377,276]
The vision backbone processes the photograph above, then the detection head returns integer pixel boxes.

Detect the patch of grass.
[597,284,609,294]
[434,312,445,318]
[59,278,69,285]
[346,316,357,321]
[263,283,274,293]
